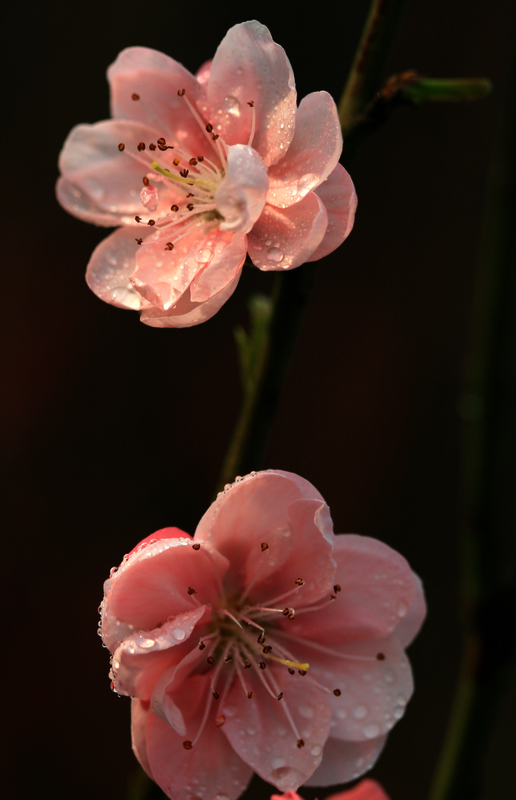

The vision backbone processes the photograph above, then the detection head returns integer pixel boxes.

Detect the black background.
[2,1,515,799]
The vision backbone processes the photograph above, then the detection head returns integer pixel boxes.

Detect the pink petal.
[284,534,425,644]
[126,527,191,559]
[207,21,297,166]
[140,266,242,328]
[216,145,269,234]
[222,664,332,791]
[144,688,253,800]
[196,60,212,85]
[247,193,328,270]
[195,471,335,604]
[326,779,391,800]
[105,537,229,631]
[132,223,243,311]
[132,699,154,780]
[300,635,414,741]
[303,735,387,787]
[57,119,172,226]
[108,47,211,163]
[86,226,148,310]
[112,606,208,698]
[150,646,207,732]
[307,163,357,262]
[267,92,342,208]
[395,573,427,647]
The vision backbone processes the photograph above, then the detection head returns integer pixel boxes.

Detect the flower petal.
[301,635,414,742]
[222,664,332,791]
[284,534,425,644]
[216,145,269,234]
[57,120,172,226]
[112,606,208,698]
[108,47,211,162]
[266,92,342,208]
[207,21,296,166]
[104,537,229,631]
[247,192,328,270]
[189,231,247,303]
[307,163,357,262]
[395,573,427,647]
[131,699,154,780]
[195,471,335,606]
[144,689,253,800]
[303,734,387,787]
[86,226,148,310]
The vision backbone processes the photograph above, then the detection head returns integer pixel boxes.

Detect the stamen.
[118,143,125,151]
[183,740,193,750]
[218,608,243,629]
[164,242,174,251]
[280,630,382,663]
[135,238,143,245]
[215,715,226,727]
[137,142,146,151]
[131,93,140,101]
[333,689,341,696]
[192,543,201,551]
[297,739,305,749]
[261,542,269,551]
[248,101,256,148]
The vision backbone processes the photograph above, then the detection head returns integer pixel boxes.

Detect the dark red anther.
[199,641,205,650]
[295,578,304,586]
[259,662,266,670]
[207,656,215,665]
[247,100,255,107]
[333,688,342,696]
[189,158,198,166]
[247,691,254,699]
[147,219,155,226]
[261,542,269,551]
[142,176,150,186]
[262,645,272,654]
[183,741,193,750]
[137,142,146,151]
[186,203,194,211]
[376,652,386,661]
[192,543,201,550]
[212,133,219,140]
[224,656,233,663]
[277,692,283,700]
[178,88,186,96]
[198,156,204,162]
[334,584,342,593]
[297,739,305,748]
[118,143,125,151]
[257,633,265,644]
[187,586,196,594]
[186,193,195,198]
[282,608,289,616]
[135,238,143,245]
[131,93,140,100]
[244,661,251,669]
[180,169,189,178]
[164,242,174,251]
[157,138,166,146]
[149,143,156,151]
[134,216,142,223]
[171,205,179,212]
[212,690,219,699]
[288,668,295,675]
[206,123,213,133]
[298,669,307,676]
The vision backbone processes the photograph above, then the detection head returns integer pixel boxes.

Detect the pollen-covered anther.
[212,690,219,699]
[198,156,204,162]
[294,578,304,586]
[173,158,181,166]
[261,542,269,551]
[137,142,146,151]
[334,584,342,593]
[224,655,233,663]
[135,216,142,223]
[215,715,226,727]
[131,93,140,101]
[149,143,156,151]
[212,133,219,140]
[147,219,155,226]
[198,641,205,651]
[244,661,252,669]
[189,158,198,166]
[183,741,193,750]
[135,238,143,245]
[206,123,213,133]
[164,242,174,251]
[118,143,125,151]
[257,633,266,644]
[296,739,305,749]
[142,176,150,186]
[282,608,289,616]
[247,100,255,107]
[192,543,201,551]
[247,691,254,699]
[259,661,266,670]
[207,656,215,665]
[187,203,194,211]
[376,652,386,661]
[177,88,185,96]
[333,688,341,696]
[298,669,307,676]
[262,645,272,654]
[171,205,179,212]
[187,586,196,594]
[180,169,190,178]
[287,668,295,675]
[277,692,283,700]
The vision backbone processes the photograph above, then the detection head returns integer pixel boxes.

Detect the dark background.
[2,1,515,799]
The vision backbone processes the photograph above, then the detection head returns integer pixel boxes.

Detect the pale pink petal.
[222,665,332,791]
[189,232,247,303]
[195,471,335,604]
[303,735,387,787]
[126,527,191,559]
[326,779,391,800]
[150,646,207,732]
[140,267,242,328]
[307,163,357,262]
[85,226,147,310]
[57,120,168,226]
[144,687,253,800]
[207,21,296,166]
[112,606,208,698]
[108,47,212,163]
[284,534,425,644]
[300,635,414,741]
[196,60,212,85]
[105,537,229,630]
[216,145,269,234]
[247,193,328,270]
[131,699,154,780]
[267,92,342,208]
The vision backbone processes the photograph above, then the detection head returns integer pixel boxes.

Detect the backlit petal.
[216,145,269,234]
[303,735,387,787]
[86,226,147,311]
[307,163,357,262]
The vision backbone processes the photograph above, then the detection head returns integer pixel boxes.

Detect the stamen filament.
[151,161,214,190]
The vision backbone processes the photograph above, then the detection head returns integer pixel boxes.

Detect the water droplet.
[272,758,286,770]
[310,745,322,757]
[353,705,368,720]
[247,727,256,736]
[397,693,407,706]
[397,600,408,617]
[271,767,305,789]
[83,177,104,200]
[195,248,213,264]
[336,709,348,720]
[363,723,380,739]
[172,627,186,641]
[299,704,314,719]
[362,671,372,682]
[267,246,284,263]
[393,706,404,720]
[223,95,241,117]
[384,670,395,684]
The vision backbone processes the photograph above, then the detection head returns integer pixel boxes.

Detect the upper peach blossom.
[57,21,357,327]
[99,471,425,800]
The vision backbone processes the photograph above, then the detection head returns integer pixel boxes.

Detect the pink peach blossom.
[272,778,391,800]
[99,471,425,800]
[57,21,357,327]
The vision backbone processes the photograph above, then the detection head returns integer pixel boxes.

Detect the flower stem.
[427,62,516,800]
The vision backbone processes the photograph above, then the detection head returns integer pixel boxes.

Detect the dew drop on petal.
[363,723,380,739]
[195,248,213,264]
[172,627,186,641]
[353,705,368,720]
[310,745,322,757]
[393,707,405,720]
[137,638,155,649]
[397,600,409,617]
[384,670,395,684]
[267,246,284,263]
[223,96,241,117]
[299,704,314,719]
[272,758,286,770]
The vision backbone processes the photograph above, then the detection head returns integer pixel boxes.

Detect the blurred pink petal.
[100,471,425,800]
[57,21,356,327]
[272,778,390,800]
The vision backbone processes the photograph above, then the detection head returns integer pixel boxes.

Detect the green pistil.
[150,160,214,190]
